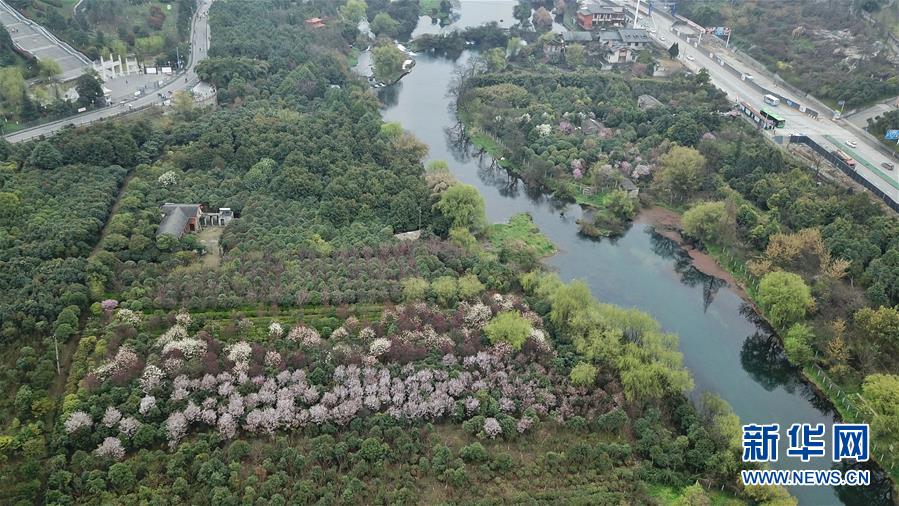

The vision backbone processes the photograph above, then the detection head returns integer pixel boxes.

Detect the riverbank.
[636,207,750,302]
[638,208,898,486]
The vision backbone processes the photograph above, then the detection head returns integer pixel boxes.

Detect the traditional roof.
[562,31,594,42]
[618,28,653,44]
[158,204,201,237]
[598,28,652,44]
[620,177,638,192]
[578,0,623,15]
[637,94,663,109]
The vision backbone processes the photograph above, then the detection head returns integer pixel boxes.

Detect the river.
[356,2,891,504]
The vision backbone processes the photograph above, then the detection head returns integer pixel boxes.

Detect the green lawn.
[490,213,556,257]
[647,484,746,505]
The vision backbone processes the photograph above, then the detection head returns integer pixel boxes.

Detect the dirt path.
[90,171,135,258]
[197,227,223,268]
[636,206,749,299]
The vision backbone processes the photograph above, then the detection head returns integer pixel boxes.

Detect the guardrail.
[0,0,92,66]
[789,135,899,212]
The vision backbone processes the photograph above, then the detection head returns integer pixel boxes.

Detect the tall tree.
[651,145,706,203]
[757,271,814,328]
[75,73,104,108]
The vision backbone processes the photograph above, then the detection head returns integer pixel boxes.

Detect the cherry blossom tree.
[64,411,92,434]
[95,437,125,460]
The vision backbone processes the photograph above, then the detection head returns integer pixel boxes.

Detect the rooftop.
[562,31,594,42]
[578,0,624,15]
[158,203,201,237]
[598,28,652,44]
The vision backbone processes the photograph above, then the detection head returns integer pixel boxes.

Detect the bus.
[764,94,780,106]
[759,108,785,128]
[832,149,857,168]
[738,101,775,130]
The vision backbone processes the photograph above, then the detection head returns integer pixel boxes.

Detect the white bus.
[764,94,780,106]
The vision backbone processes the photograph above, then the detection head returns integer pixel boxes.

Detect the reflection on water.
[366,1,893,502]
[648,231,728,310]
[740,332,802,393]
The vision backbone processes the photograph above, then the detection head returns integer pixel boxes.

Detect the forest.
[0,0,777,503]
[457,43,899,483]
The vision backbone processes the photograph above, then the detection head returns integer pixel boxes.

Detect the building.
[637,94,663,109]
[576,0,626,30]
[305,17,325,28]
[619,177,639,198]
[202,208,234,227]
[596,28,653,63]
[158,203,202,237]
[157,204,235,237]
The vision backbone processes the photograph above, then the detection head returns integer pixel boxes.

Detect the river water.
[357,2,890,504]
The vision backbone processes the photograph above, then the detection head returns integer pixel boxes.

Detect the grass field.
[490,213,556,257]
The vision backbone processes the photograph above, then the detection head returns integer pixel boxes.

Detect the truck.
[832,149,856,168]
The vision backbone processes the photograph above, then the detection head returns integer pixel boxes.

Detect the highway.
[627,4,899,207]
[5,0,213,144]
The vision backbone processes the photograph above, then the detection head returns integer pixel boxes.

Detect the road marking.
[824,134,899,190]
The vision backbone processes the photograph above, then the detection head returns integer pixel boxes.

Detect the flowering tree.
[175,309,192,327]
[158,170,177,188]
[64,411,92,434]
[369,338,391,357]
[484,417,502,438]
[102,406,122,427]
[101,299,119,312]
[119,417,141,437]
[115,308,142,326]
[287,325,321,347]
[268,321,284,339]
[95,437,125,460]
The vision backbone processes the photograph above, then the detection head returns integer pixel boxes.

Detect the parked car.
[659,36,666,41]
[882,161,895,171]
[686,55,695,61]
[845,140,858,148]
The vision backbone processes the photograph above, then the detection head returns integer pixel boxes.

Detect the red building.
[576,0,626,30]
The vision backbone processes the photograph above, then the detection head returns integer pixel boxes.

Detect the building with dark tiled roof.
[157,203,202,237]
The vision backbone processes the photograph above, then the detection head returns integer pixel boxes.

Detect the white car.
[660,36,666,42]
[845,140,858,148]
[686,55,695,61]
[650,28,657,34]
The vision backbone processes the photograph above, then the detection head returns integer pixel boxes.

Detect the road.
[626,3,899,207]
[0,0,91,81]
[5,0,213,144]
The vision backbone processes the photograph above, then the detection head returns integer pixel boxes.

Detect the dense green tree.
[652,146,706,204]
[757,271,814,328]
[75,73,105,108]
[434,184,487,234]
[27,141,64,170]
[569,362,597,387]
[783,323,815,365]
[484,311,532,350]
[862,374,899,441]
[370,12,399,37]
[682,201,727,245]
[372,42,406,83]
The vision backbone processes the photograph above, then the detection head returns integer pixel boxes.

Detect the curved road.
[5,0,213,144]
